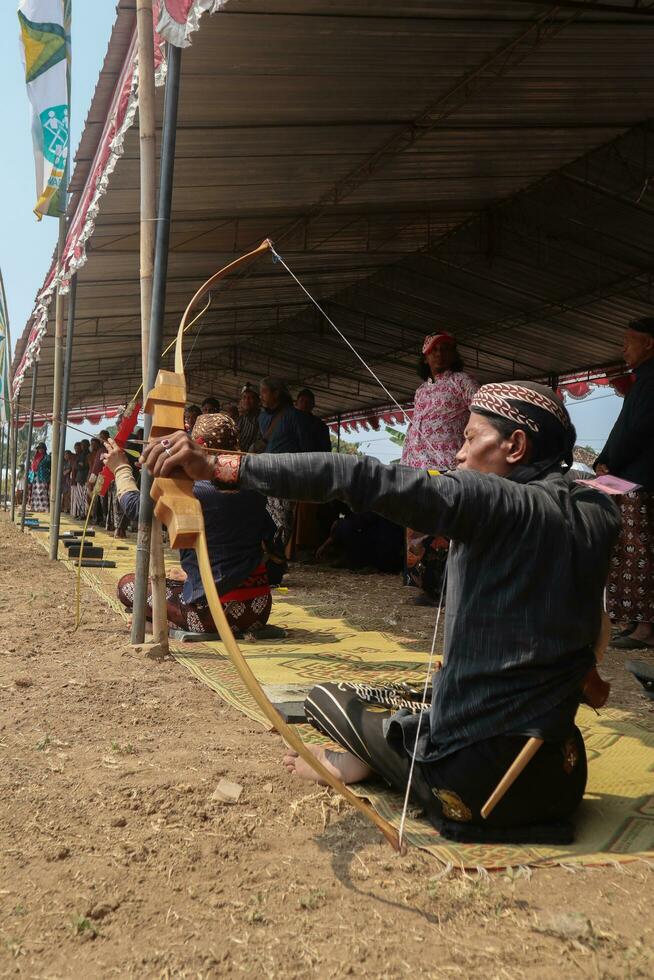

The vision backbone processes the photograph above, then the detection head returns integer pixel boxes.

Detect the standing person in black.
[293,387,334,556]
[595,318,654,649]
[295,388,332,452]
[142,381,620,843]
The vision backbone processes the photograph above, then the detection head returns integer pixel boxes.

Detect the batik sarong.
[27,480,49,512]
[117,565,272,635]
[607,490,654,624]
[266,496,296,555]
[70,484,87,519]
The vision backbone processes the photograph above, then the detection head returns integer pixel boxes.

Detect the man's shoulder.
[537,472,622,528]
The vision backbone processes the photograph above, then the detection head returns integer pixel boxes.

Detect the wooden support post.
[0,424,5,510]
[137,1,168,651]
[49,217,67,542]
[0,424,5,507]
[3,420,9,510]
[20,362,39,531]
[131,15,178,650]
[49,275,77,555]
[9,396,19,521]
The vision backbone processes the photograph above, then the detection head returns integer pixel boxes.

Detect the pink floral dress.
[401,371,479,472]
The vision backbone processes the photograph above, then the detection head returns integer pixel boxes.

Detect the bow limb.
[194,533,402,851]
[174,239,273,374]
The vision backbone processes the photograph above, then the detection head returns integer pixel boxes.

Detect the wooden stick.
[480,736,544,819]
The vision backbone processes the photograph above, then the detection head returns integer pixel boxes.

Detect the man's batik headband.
[471,382,569,435]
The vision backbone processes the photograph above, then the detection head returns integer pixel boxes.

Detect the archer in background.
[142,381,618,845]
[105,413,278,639]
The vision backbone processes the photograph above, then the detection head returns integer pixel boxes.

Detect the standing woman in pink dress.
[401,332,479,604]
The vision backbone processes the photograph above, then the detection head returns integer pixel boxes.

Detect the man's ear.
[506,429,530,465]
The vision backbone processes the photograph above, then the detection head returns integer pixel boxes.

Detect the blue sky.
[1,3,623,457]
[1,2,117,350]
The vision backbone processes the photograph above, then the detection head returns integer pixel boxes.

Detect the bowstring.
[268,244,463,461]
[398,567,447,848]
[270,242,451,849]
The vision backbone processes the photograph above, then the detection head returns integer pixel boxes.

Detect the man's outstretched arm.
[141,432,515,543]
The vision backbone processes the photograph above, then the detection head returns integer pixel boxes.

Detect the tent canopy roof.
[14,0,654,416]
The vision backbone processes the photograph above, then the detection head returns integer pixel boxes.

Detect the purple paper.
[575,474,642,495]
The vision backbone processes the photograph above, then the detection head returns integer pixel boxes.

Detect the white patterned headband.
[471,383,569,434]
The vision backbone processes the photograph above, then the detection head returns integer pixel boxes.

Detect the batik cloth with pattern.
[70,483,87,519]
[607,490,654,624]
[266,496,296,554]
[401,371,479,472]
[117,566,271,634]
[27,480,49,513]
[305,682,587,843]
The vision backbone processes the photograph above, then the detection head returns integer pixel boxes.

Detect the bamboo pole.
[48,217,67,544]
[49,275,77,553]
[20,362,39,531]
[131,14,177,649]
[137,0,156,379]
[2,422,8,509]
[10,396,19,522]
[3,424,8,509]
[140,2,168,651]
[0,424,5,508]
[0,270,13,513]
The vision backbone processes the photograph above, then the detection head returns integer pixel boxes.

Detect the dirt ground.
[0,515,652,979]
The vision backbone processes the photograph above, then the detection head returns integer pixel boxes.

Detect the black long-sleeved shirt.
[595,357,654,491]
[237,453,620,761]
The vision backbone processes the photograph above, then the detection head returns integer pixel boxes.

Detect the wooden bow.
[144,239,401,851]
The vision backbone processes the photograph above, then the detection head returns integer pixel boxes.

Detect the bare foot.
[282,744,372,784]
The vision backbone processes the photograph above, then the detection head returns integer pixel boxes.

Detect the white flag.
[18,0,71,219]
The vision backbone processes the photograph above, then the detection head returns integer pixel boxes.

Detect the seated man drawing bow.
[141,381,619,844]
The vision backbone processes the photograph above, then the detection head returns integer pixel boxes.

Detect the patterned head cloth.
[471,380,575,474]
[422,332,455,355]
[191,413,240,451]
[471,381,570,435]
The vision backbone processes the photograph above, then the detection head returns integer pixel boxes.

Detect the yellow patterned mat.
[27,513,654,870]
